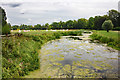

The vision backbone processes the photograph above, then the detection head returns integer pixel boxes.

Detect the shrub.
[112,27,120,31]
[99,37,109,43]
[90,34,98,40]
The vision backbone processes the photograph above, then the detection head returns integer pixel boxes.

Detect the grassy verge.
[90,30,120,50]
[2,30,82,78]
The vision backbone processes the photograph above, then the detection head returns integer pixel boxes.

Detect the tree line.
[11,9,120,30]
[1,6,120,35]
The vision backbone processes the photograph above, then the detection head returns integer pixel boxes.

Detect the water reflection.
[40,37,118,78]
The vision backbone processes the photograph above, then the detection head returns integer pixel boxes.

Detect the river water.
[40,35,118,78]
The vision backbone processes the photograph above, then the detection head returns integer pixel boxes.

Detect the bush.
[53,32,61,39]
[99,37,109,43]
[112,27,120,31]
[90,34,98,40]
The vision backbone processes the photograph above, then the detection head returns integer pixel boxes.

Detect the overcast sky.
[0,0,119,25]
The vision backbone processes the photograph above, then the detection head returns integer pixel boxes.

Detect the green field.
[11,30,83,35]
[94,30,119,41]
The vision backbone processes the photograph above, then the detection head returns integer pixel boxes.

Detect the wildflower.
[8,59,10,62]
[21,62,23,65]
[19,62,23,67]
[8,59,13,63]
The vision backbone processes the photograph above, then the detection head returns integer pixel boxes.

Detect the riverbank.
[23,31,118,78]
[90,30,120,50]
[2,30,82,78]
[2,33,58,78]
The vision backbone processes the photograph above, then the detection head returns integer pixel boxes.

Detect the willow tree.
[102,20,113,32]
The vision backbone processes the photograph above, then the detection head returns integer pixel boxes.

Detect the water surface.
[40,36,118,78]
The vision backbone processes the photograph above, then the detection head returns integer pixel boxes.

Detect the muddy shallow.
[40,36,118,78]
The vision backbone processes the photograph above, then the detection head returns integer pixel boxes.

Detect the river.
[39,33,118,78]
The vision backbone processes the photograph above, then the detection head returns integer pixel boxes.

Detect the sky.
[0,0,119,26]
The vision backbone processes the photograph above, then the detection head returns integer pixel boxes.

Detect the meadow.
[93,30,119,40]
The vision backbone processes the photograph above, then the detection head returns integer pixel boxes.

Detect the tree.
[51,22,59,29]
[34,24,42,30]
[28,25,33,30]
[45,23,49,30]
[58,21,63,29]
[94,16,107,30]
[0,7,7,27]
[65,20,74,29]
[108,9,120,27]
[102,20,113,32]
[20,24,27,30]
[11,25,19,30]
[77,18,87,29]
[73,20,78,29]
[48,25,52,30]
[2,24,10,34]
[0,7,10,35]
[87,17,94,29]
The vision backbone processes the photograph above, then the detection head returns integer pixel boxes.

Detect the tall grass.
[2,35,41,78]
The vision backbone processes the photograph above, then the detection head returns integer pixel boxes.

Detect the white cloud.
[0,0,119,25]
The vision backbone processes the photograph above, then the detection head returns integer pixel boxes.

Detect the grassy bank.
[2,30,82,78]
[90,30,120,50]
